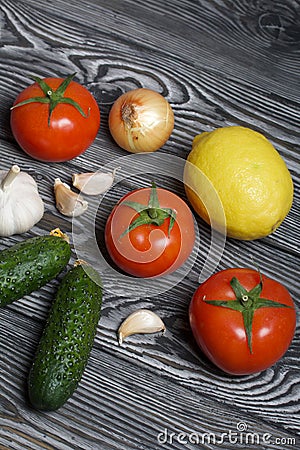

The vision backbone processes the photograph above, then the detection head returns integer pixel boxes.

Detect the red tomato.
[189,268,296,375]
[105,185,195,278]
[10,75,100,162]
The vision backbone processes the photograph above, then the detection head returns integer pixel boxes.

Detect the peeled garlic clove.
[118,309,166,344]
[54,178,88,217]
[72,168,118,196]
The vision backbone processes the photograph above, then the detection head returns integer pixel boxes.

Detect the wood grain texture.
[0,0,299,449]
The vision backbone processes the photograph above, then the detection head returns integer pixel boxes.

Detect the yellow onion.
[108,88,174,153]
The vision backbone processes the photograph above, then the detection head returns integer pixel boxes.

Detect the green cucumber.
[28,262,102,411]
[0,230,71,307]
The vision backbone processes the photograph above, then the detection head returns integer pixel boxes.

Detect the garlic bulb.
[118,309,166,344]
[54,178,88,217]
[0,165,44,237]
[72,168,118,196]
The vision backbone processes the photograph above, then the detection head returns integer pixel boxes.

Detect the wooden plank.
[0,309,298,450]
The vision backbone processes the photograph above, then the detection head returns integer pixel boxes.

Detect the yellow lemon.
[184,126,293,240]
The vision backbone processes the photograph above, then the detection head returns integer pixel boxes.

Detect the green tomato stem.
[204,273,292,354]
[119,182,177,239]
[11,73,89,127]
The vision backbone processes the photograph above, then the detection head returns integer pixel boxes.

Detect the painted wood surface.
[0,0,299,449]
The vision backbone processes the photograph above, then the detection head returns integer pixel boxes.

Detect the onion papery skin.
[108,88,174,153]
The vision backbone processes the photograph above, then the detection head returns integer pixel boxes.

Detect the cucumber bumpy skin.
[0,234,71,307]
[28,262,103,411]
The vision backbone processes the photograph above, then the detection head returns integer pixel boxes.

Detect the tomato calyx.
[11,73,89,126]
[119,182,177,239]
[204,274,292,354]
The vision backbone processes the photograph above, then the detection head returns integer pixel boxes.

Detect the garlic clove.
[72,168,118,196]
[54,178,88,217]
[118,309,166,345]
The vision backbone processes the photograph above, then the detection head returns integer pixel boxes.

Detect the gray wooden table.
[0,1,299,449]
